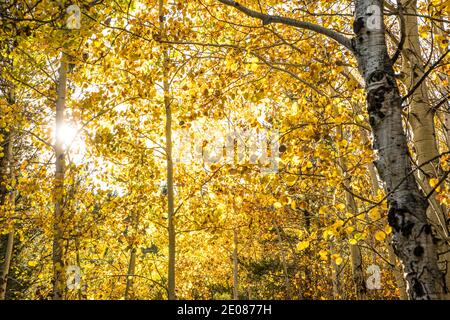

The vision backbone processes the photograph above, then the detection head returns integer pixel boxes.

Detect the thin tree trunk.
[124,248,136,300]
[125,211,139,300]
[53,53,68,300]
[232,228,239,300]
[433,15,450,297]
[74,237,83,300]
[329,241,341,300]
[273,221,291,299]
[159,0,176,300]
[353,0,444,299]
[0,131,15,300]
[336,126,367,299]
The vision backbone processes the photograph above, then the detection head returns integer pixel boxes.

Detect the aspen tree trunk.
[433,18,450,296]
[336,127,366,299]
[125,212,139,300]
[159,0,176,300]
[400,4,450,293]
[232,228,239,300]
[273,221,292,299]
[74,238,83,300]
[401,1,441,180]
[124,248,136,300]
[0,131,14,300]
[53,54,68,300]
[353,0,444,299]
[329,241,342,300]
[218,0,445,300]
[360,128,408,300]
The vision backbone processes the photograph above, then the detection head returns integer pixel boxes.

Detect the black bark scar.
[412,278,425,297]
[353,17,364,34]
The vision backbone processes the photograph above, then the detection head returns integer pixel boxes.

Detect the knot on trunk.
[388,201,410,234]
[366,70,396,127]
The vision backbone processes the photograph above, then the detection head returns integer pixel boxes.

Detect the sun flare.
[54,123,86,164]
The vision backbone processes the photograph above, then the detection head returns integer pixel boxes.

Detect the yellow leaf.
[323,229,334,239]
[319,250,328,260]
[290,200,297,210]
[336,203,346,211]
[368,208,380,221]
[273,202,282,209]
[297,240,310,251]
[375,231,386,241]
[429,178,439,187]
[331,253,343,265]
[348,238,358,245]
[286,175,297,186]
[280,195,289,205]
[28,261,38,267]
[385,225,392,235]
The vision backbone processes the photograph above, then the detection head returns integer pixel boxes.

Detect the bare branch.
[391,2,405,64]
[217,0,354,52]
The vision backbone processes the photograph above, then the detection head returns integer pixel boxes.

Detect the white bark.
[360,128,408,299]
[218,0,445,299]
[159,0,176,300]
[53,54,67,300]
[353,0,444,299]
[400,0,450,296]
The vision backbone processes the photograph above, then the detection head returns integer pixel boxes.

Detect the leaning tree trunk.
[352,0,444,299]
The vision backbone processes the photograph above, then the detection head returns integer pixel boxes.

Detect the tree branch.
[402,48,450,102]
[217,0,354,52]
[390,2,405,64]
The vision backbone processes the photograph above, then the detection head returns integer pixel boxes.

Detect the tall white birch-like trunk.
[352,0,444,299]
[360,128,408,299]
[159,0,176,300]
[217,0,446,299]
[53,54,68,300]
[400,0,450,297]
